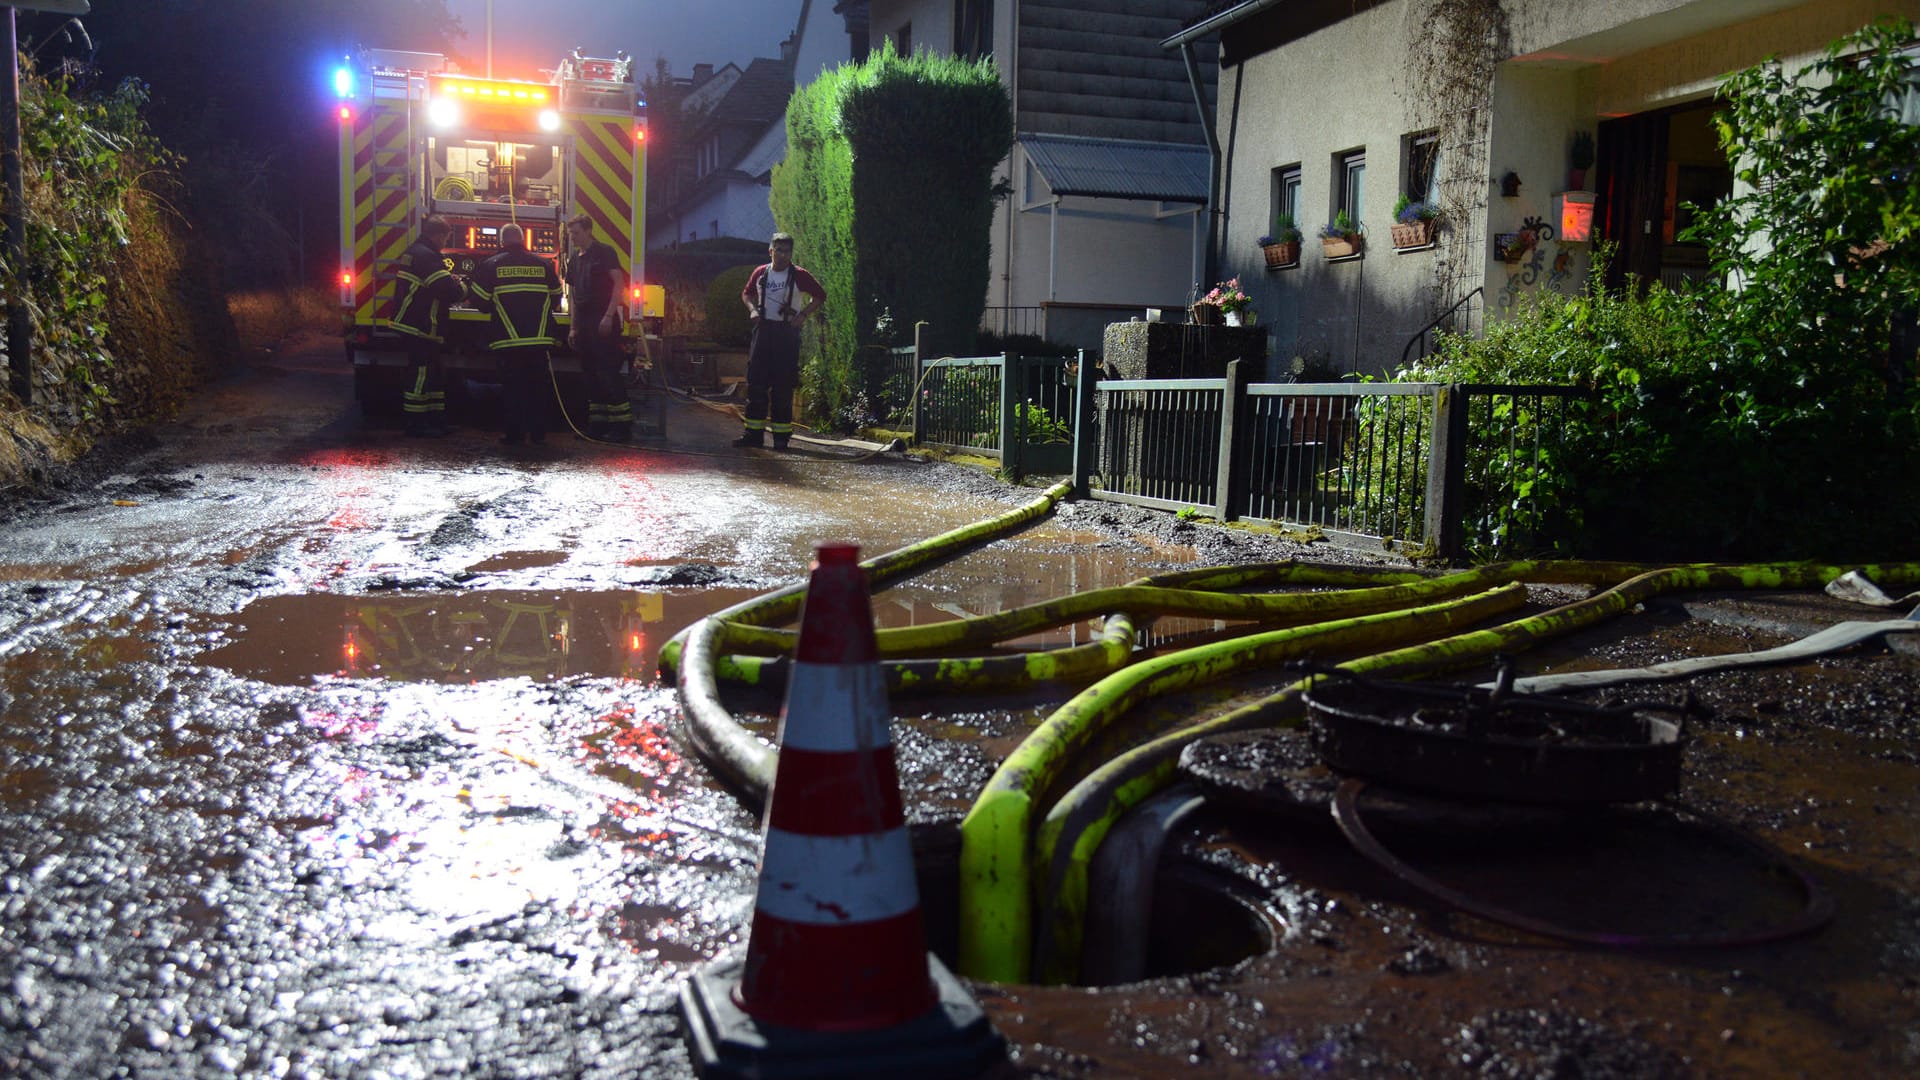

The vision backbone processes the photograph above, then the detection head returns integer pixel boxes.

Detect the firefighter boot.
[732,429,764,448]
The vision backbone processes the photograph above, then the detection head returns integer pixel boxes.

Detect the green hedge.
[772,43,1012,431]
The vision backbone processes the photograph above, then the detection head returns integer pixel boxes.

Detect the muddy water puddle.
[196,530,1227,684]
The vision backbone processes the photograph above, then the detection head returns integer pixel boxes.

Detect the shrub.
[773,42,1012,432]
[703,265,759,347]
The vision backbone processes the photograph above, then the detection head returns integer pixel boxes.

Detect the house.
[649,57,796,246]
[861,0,1223,350]
[1178,0,1920,379]
[647,1,865,249]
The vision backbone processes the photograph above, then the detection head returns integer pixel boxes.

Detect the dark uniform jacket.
[469,248,563,350]
[390,238,467,343]
[566,239,621,328]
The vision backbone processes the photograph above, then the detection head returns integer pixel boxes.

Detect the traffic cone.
[680,541,1006,1078]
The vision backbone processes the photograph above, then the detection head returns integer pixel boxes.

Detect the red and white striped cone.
[680,541,1005,1079]
[737,540,932,1029]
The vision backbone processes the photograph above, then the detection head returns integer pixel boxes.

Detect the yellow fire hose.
[660,564,1524,694]
[956,581,1530,983]
[1015,560,1920,984]
[659,469,1920,986]
[672,481,1077,802]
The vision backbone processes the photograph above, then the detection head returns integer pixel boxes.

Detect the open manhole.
[909,824,1278,988]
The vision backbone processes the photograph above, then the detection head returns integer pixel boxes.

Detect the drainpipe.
[1179,43,1221,290]
[1048,194,1060,301]
[1163,0,1289,292]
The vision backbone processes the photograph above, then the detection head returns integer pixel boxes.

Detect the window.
[954,1,993,60]
[1270,164,1301,231]
[1335,148,1365,225]
[1403,130,1439,204]
[893,22,912,55]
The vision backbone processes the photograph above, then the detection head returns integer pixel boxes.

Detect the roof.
[708,56,795,129]
[1019,133,1210,204]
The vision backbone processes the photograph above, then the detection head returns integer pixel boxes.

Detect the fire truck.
[332,48,664,414]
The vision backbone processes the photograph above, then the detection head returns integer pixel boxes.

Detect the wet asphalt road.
[0,335,1254,1078]
[4,335,1920,1077]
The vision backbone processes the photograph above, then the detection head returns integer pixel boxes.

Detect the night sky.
[16,0,807,285]
[441,0,804,79]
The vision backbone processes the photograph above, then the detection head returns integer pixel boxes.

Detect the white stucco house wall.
[1183,0,1919,378]
[864,0,1222,351]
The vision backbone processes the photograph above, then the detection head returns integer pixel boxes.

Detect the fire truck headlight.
[537,109,561,133]
[427,97,461,128]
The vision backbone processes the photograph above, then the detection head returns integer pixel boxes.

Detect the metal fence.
[893,345,1585,558]
[904,351,1080,478]
[982,305,1046,339]
[918,355,1004,454]
[1065,360,1585,559]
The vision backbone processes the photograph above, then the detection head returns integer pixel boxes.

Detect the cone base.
[680,951,1006,1080]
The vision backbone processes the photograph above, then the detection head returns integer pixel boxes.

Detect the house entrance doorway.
[1596,100,1732,293]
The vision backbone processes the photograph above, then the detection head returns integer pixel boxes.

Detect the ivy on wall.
[1403,0,1510,318]
[772,42,1012,430]
[4,65,231,445]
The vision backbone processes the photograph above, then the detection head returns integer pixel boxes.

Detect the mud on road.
[1,333,1917,1077]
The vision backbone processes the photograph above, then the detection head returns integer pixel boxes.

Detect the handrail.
[1399,286,1484,368]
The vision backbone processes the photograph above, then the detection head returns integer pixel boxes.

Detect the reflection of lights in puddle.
[201,589,755,686]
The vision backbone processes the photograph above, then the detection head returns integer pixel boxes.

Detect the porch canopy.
[1019,133,1210,204]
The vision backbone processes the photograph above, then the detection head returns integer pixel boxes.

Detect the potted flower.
[1390,195,1439,249]
[1318,210,1363,258]
[1197,277,1254,326]
[1259,214,1302,268]
[1568,130,1595,191]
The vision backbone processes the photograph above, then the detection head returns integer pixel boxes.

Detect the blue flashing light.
[333,67,353,98]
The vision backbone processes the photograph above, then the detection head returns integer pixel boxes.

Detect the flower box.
[1262,240,1299,268]
[1190,302,1223,325]
[1321,235,1363,259]
[1390,219,1436,249]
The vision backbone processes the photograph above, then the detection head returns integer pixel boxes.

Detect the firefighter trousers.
[741,320,799,448]
[403,337,448,436]
[577,327,630,441]
[498,346,549,443]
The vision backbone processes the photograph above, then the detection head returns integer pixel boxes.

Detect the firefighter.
[737,232,824,450]
[564,214,631,442]
[390,215,468,437]
[468,223,563,446]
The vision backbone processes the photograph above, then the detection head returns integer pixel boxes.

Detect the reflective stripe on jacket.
[390,239,466,342]
[470,249,563,350]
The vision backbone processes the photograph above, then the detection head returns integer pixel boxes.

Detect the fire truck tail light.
[337,105,353,122]
[537,109,561,132]
[341,271,353,288]
[631,287,643,302]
